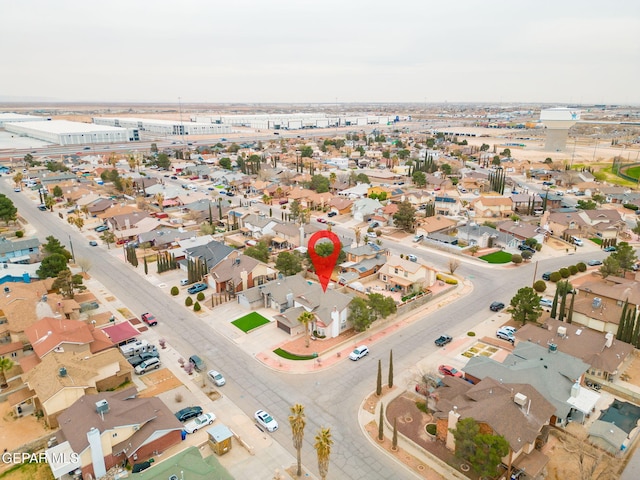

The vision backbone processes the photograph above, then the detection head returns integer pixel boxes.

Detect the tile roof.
[210,253,263,285]
[25,317,94,358]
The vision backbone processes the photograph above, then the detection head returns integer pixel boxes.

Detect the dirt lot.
[0,401,49,453]
[136,368,184,398]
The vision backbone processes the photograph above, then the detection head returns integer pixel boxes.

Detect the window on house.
[10,352,17,358]
[394,268,398,274]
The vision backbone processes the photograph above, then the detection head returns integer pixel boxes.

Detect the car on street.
[175,406,203,422]
[588,259,603,266]
[413,234,424,243]
[254,410,278,432]
[188,355,205,372]
[438,365,463,378]
[349,345,369,361]
[434,335,452,347]
[207,370,226,386]
[183,413,216,434]
[489,301,505,312]
[127,351,160,368]
[317,218,326,223]
[542,272,552,281]
[141,312,158,326]
[366,232,377,239]
[187,283,208,295]
[13,187,21,192]
[407,254,418,262]
[327,211,337,217]
[496,327,515,343]
[37,204,47,211]
[170,175,178,180]
[540,298,553,308]
[89,241,98,247]
[95,225,109,232]
[604,246,617,252]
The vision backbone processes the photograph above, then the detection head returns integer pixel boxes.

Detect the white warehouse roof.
[8,120,124,134]
[0,112,49,126]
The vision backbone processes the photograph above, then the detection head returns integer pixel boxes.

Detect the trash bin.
[181,430,187,440]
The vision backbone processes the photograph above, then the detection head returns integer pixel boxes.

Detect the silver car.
[207,370,226,387]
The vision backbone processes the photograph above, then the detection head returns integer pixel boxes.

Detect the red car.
[141,312,158,326]
[317,218,327,223]
[438,365,463,378]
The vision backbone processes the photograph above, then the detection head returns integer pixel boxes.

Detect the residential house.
[13,348,132,428]
[434,376,555,480]
[352,198,383,222]
[433,195,462,216]
[339,244,387,284]
[51,387,182,479]
[272,222,304,249]
[510,193,542,214]
[542,209,625,243]
[329,197,353,215]
[182,239,234,273]
[87,198,116,216]
[463,343,596,426]
[125,446,233,480]
[471,195,514,219]
[415,215,457,237]
[456,224,519,249]
[515,318,633,382]
[497,220,546,244]
[377,255,436,295]
[240,213,281,239]
[339,183,371,200]
[209,251,276,294]
[0,237,40,264]
[138,228,194,250]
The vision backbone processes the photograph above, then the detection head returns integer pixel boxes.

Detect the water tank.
[548,343,558,352]
[592,297,602,308]
[59,367,67,377]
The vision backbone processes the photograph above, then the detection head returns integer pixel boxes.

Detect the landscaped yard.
[231,312,270,332]
[479,251,512,264]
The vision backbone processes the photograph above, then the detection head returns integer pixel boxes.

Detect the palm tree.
[0,356,15,388]
[155,193,165,211]
[352,227,362,247]
[314,427,333,480]
[289,404,306,477]
[81,205,89,218]
[329,172,337,192]
[45,196,55,212]
[298,311,315,348]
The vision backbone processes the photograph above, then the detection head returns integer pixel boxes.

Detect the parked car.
[413,234,424,243]
[89,241,98,247]
[37,204,47,211]
[317,218,327,223]
[604,246,617,252]
[141,312,158,326]
[540,298,553,308]
[254,410,278,432]
[501,326,517,335]
[349,345,369,361]
[183,413,216,434]
[189,355,205,372]
[518,244,536,253]
[366,232,377,239]
[175,406,203,422]
[327,211,337,217]
[134,357,161,374]
[180,278,190,286]
[588,259,603,266]
[407,254,418,262]
[489,301,505,312]
[496,327,515,343]
[187,283,208,294]
[434,335,452,347]
[207,370,226,387]
[438,365,463,378]
[127,351,160,368]
[95,225,109,232]
[542,272,552,281]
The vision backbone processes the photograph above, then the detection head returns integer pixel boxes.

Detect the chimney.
[604,332,614,348]
[446,406,460,451]
[87,427,107,479]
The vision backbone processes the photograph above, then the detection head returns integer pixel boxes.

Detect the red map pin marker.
[308,230,341,292]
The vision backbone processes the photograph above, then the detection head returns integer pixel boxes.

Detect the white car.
[183,413,216,434]
[349,345,369,361]
[366,232,377,239]
[254,410,278,432]
[540,298,553,308]
[207,370,226,387]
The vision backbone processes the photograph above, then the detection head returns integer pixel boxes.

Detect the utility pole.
[68,235,76,264]
[178,96,186,158]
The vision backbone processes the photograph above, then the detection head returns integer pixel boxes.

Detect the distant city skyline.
[2,0,639,105]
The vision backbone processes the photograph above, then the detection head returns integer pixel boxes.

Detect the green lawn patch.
[479,251,512,264]
[231,312,270,333]
[591,237,603,245]
[273,348,317,360]
[624,166,640,180]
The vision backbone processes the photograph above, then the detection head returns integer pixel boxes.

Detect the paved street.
[2,178,613,479]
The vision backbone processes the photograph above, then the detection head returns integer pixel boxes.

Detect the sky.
[2,0,639,105]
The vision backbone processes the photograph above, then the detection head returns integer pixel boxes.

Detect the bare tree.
[448,258,460,274]
[77,257,92,273]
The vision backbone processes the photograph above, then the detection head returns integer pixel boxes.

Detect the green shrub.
[535,243,542,251]
[15,230,24,238]
[170,286,179,296]
[549,272,562,282]
[445,278,458,285]
[623,203,639,210]
[577,262,587,272]
[196,291,205,301]
[415,402,428,413]
[467,331,476,337]
[426,423,437,435]
[533,280,547,293]
[511,254,523,265]
[569,265,578,275]
[185,296,193,306]
[193,302,201,311]
[559,267,570,278]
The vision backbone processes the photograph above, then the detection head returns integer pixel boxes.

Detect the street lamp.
[68,235,75,263]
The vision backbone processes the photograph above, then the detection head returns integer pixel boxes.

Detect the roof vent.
[59,367,67,377]
[592,297,602,308]
[557,326,567,337]
[548,343,558,352]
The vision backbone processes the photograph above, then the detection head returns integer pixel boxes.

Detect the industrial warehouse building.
[93,117,231,136]
[193,113,395,130]
[4,120,136,145]
[0,112,50,127]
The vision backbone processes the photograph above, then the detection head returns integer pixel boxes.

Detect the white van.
[571,236,583,246]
